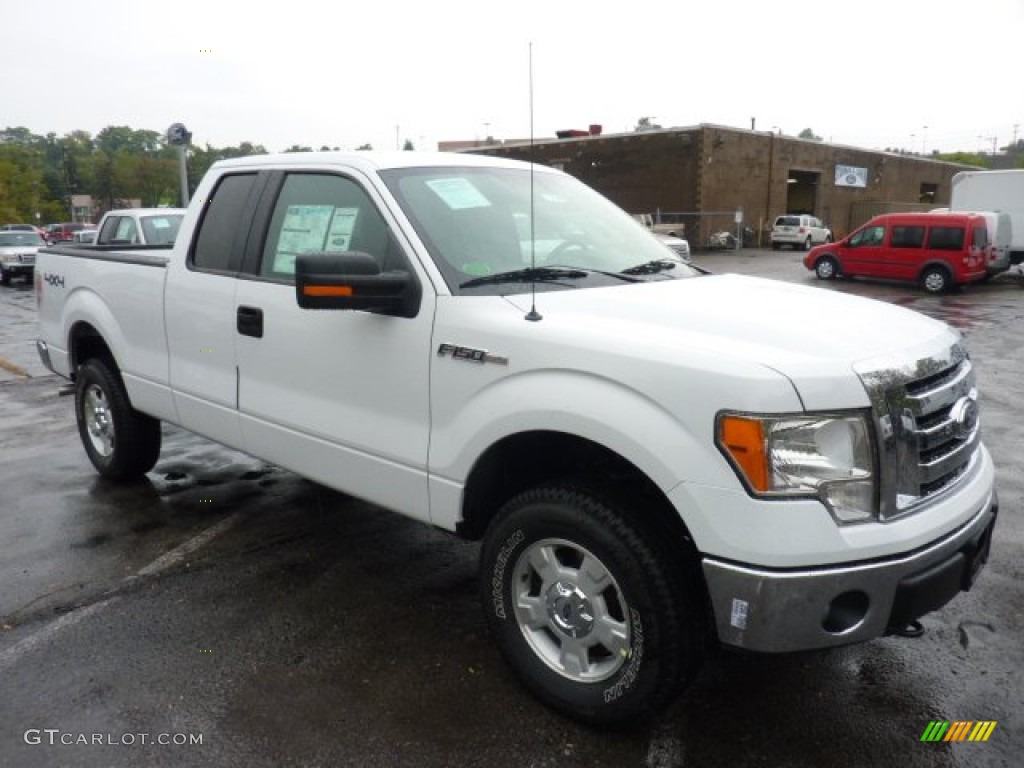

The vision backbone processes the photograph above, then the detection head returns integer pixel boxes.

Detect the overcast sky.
[4,0,1022,155]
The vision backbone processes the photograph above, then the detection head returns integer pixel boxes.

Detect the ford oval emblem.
[950,396,980,439]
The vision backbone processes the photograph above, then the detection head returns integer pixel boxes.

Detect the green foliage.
[933,152,990,168]
[403,139,415,151]
[797,128,822,141]
[0,125,268,223]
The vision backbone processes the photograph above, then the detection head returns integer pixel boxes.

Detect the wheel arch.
[918,260,956,293]
[918,260,953,280]
[68,320,118,380]
[457,430,697,555]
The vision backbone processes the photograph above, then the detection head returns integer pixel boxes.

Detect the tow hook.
[887,620,925,638]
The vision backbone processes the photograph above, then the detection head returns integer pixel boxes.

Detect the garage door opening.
[786,170,820,215]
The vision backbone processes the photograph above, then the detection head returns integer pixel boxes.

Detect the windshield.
[380,165,699,295]
[0,232,44,247]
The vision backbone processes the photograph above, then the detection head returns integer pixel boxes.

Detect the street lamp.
[166,123,192,207]
[922,126,928,155]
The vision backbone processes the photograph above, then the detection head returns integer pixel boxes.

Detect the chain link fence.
[652,211,757,251]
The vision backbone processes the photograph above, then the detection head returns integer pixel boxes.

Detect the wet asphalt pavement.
[0,253,1021,767]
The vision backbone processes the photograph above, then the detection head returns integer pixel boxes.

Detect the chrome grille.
[856,342,981,520]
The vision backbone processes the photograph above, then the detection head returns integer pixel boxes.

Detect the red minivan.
[803,212,990,293]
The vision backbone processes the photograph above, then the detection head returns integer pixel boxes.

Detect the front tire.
[75,357,162,480]
[0,267,9,286]
[803,236,813,251]
[815,255,839,280]
[480,483,705,725]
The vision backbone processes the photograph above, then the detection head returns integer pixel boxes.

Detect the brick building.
[464,124,980,247]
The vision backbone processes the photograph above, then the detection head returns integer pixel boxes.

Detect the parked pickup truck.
[93,207,186,246]
[35,152,998,725]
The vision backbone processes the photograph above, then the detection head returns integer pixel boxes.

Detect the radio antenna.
[525,41,542,322]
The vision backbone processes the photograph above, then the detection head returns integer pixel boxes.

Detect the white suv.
[771,214,832,250]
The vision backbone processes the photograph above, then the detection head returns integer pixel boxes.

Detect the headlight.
[717,412,876,524]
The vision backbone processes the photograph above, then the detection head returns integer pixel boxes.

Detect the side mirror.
[294,251,420,317]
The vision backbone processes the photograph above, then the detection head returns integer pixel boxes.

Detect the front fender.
[427,368,760,531]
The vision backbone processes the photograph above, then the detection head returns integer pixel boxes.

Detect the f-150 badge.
[437,343,508,366]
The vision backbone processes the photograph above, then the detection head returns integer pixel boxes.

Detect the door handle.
[237,305,264,338]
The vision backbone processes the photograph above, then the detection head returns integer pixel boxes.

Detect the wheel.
[803,236,813,251]
[480,483,706,725]
[772,242,781,251]
[825,234,833,244]
[920,266,951,294]
[75,357,162,480]
[0,267,9,286]
[815,255,839,280]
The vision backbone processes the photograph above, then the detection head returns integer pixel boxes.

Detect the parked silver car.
[0,231,44,285]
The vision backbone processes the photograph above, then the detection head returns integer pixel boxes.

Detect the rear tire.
[920,266,951,294]
[480,482,706,725]
[0,267,9,286]
[75,357,162,480]
[772,242,781,251]
[803,236,813,251]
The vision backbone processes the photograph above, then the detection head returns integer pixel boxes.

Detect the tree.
[797,128,822,142]
[283,144,313,153]
[934,152,989,168]
[356,143,373,150]
[635,117,662,132]
[402,139,415,151]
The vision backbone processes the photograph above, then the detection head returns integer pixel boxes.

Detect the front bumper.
[702,488,998,652]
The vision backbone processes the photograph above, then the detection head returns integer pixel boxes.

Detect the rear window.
[971,226,988,249]
[775,216,801,227]
[890,226,925,248]
[927,226,965,251]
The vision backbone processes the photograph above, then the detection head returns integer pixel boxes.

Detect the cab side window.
[259,173,402,280]
[192,173,259,273]
[890,226,925,248]
[97,217,119,244]
[114,217,139,244]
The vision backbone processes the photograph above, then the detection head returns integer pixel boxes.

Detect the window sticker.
[425,177,492,210]
[325,207,360,251]
[273,204,334,273]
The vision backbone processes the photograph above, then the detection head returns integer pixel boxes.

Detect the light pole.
[166,123,192,207]
[922,125,928,155]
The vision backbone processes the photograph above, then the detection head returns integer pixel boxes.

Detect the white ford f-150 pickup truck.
[35,151,998,725]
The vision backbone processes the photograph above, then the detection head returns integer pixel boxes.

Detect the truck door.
[165,171,264,451]
[233,170,434,523]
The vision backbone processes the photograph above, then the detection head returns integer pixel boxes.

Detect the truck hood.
[501,273,959,410]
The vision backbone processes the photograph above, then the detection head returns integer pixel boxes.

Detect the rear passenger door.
[165,171,265,451]
[886,224,926,279]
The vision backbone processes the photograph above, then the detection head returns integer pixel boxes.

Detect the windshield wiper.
[459,266,588,288]
[620,259,680,276]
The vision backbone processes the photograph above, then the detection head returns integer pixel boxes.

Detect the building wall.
[467,124,979,242]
